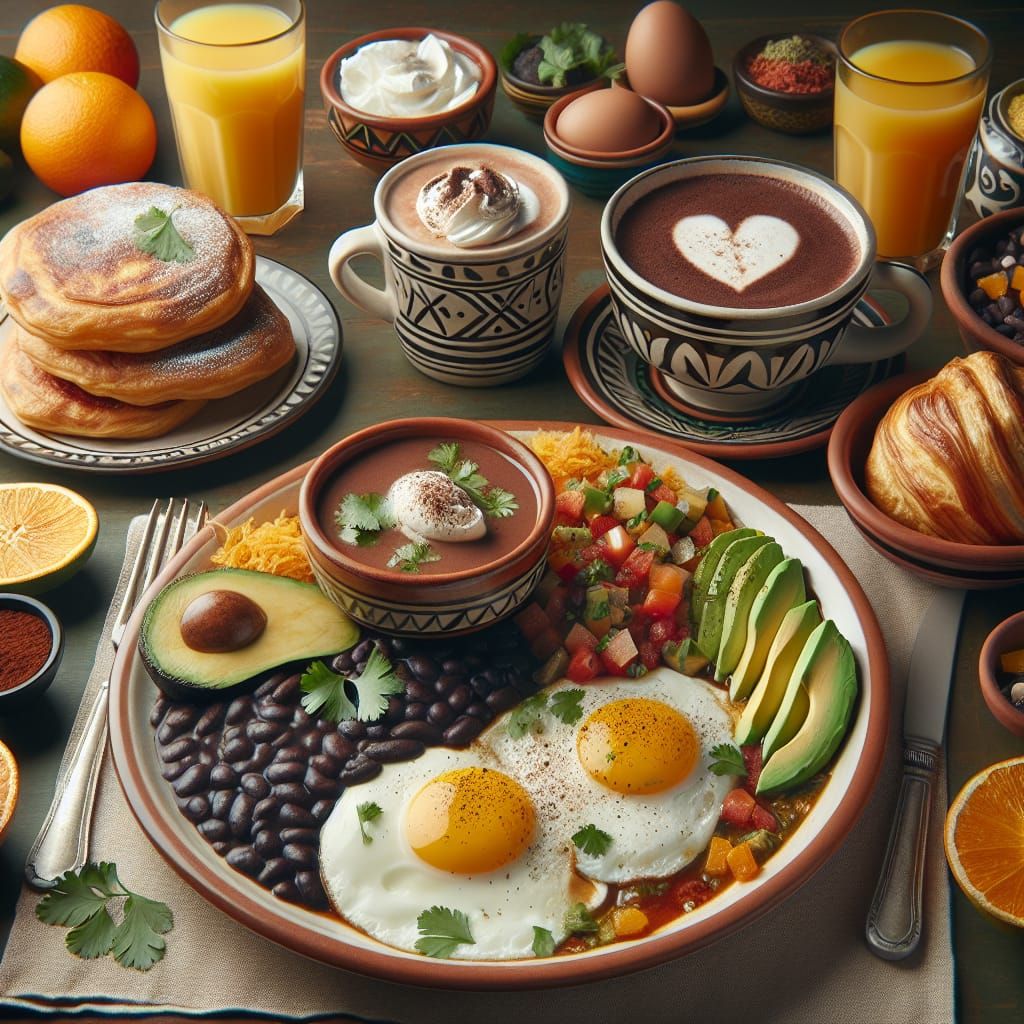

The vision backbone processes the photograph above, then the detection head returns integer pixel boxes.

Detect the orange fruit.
[0,740,19,844]
[945,756,1024,927]
[21,71,156,197]
[15,4,139,87]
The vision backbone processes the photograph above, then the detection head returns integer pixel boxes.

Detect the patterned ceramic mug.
[328,143,570,386]
[965,79,1024,219]
[601,156,933,416]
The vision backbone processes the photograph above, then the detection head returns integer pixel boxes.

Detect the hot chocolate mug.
[328,143,571,387]
[601,156,933,416]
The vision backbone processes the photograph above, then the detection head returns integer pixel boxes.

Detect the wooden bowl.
[733,34,836,135]
[827,371,1024,587]
[979,612,1024,737]
[941,205,1024,367]
[298,418,555,636]
[320,28,497,171]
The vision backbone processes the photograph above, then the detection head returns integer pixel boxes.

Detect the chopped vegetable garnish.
[565,902,599,935]
[549,688,585,725]
[356,801,382,845]
[299,649,402,723]
[335,492,395,546]
[572,824,612,856]
[133,206,194,264]
[415,906,475,958]
[532,925,556,957]
[387,541,440,573]
[709,743,747,777]
[428,442,518,518]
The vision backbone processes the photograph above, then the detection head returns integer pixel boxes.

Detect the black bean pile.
[965,223,1024,344]
[151,622,541,909]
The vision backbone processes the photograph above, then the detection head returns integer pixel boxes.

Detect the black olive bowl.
[0,594,64,712]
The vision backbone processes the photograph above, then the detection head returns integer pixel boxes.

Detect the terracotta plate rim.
[108,421,889,990]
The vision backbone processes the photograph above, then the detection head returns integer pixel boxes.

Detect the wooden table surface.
[1,1,1023,1020]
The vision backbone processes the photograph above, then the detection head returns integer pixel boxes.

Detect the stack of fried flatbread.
[0,181,295,439]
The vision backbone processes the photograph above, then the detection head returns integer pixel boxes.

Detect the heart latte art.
[671,215,799,293]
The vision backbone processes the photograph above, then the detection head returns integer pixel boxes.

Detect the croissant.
[865,351,1024,545]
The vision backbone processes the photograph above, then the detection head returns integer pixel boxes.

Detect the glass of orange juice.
[834,10,990,270]
[155,0,305,235]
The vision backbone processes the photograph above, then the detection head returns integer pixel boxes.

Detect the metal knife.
[866,586,966,960]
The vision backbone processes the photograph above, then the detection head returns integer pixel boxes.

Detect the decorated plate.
[564,286,901,460]
[108,424,888,989]
[0,256,341,473]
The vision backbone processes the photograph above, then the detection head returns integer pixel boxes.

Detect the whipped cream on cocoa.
[415,165,540,248]
[338,35,481,118]
[387,471,485,543]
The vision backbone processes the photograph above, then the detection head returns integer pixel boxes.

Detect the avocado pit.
[180,590,267,653]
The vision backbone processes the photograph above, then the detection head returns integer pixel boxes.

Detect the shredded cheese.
[210,512,314,583]
[528,427,617,488]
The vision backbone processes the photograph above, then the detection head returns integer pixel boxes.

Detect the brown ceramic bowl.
[733,34,836,135]
[979,612,1024,736]
[941,206,1024,367]
[320,28,497,172]
[828,370,1024,587]
[298,418,554,636]
[616,69,730,130]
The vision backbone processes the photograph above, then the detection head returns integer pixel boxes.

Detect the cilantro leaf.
[709,742,747,778]
[532,926,556,957]
[357,801,382,845]
[579,559,614,585]
[572,824,613,857]
[299,660,357,722]
[506,692,549,738]
[565,902,599,935]
[500,31,533,72]
[429,441,519,519]
[387,541,440,573]
[415,906,475,958]
[133,207,194,264]
[335,492,394,546]
[111,893,173,971]
[351,648,403,722]
[36,862,172,971]
[549,688,585,726]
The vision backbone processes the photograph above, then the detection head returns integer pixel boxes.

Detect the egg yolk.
[405,767,536,874]
[577,698,699,794]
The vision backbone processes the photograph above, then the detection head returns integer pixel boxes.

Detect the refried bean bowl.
[298,417,555,637]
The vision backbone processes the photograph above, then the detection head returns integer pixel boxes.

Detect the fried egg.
[484,670,737,883]
[319,745,605,960]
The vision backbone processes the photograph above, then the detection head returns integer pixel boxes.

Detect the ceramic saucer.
[563,285,901,460]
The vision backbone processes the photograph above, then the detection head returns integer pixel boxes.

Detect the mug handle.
[327,224,397,322]
[829,262,933,365]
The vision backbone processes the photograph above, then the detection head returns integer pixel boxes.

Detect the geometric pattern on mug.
[616,309,837,394]
[386,234,566,287]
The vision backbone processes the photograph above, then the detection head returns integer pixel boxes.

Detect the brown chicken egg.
[626,1,715,106]
[555,87,662,153]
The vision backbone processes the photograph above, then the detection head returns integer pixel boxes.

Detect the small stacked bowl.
[828,372,1024,589]
[542,88,674,198]
[320,28,497,171]
[979,613,1024,737]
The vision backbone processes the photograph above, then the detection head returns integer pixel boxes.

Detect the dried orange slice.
[945,756,1024,927]
[0,740,19,843]
[0,482,97,594]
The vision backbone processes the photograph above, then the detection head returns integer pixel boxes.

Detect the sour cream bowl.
[299,418,555,636]
[320,28,497,171]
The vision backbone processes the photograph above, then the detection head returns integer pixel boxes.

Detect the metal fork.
[25,498,208,889]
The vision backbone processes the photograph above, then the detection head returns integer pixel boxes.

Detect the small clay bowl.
[827,370,1024,588]
[615,69,730,130]
[500,36,611,122]
[0,593,64,712]
[320,28,497,172]
[542,89,675,198]
[733,33,836,135]
[299,418,555,637]
[979,612,1024,737]
[941,205,1024,368]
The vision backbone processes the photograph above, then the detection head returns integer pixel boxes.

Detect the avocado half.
[139,568,360,700]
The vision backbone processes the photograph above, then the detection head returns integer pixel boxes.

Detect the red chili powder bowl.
[0,595,64,711]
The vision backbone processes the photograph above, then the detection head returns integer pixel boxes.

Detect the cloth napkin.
[0,505,955,1024]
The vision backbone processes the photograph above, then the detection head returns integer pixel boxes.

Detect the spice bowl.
[979,611,1024,737]
[542,89,675,198]
[499,36,608,121]
[0,593,64,712]
[319,27,497,172]
[299,418,555,637]
[733,34,836,135]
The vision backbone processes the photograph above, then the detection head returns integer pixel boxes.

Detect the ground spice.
[747,35,834,95]
[0,609,52,691]
[1008,94,1024,140]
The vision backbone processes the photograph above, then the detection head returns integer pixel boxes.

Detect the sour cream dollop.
[387,470,485,543]
[416,165,540,248]
[338,35,481,118]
